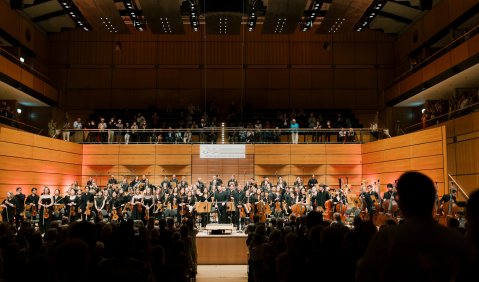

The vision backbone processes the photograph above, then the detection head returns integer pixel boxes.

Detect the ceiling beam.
[31,9,68,23]
[377,10,413,24]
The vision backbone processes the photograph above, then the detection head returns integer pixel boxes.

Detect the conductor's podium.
[205,223,235,234]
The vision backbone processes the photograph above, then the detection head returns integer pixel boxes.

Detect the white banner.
[200,144,246,159]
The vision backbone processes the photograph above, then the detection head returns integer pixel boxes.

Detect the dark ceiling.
[11,0,435,35]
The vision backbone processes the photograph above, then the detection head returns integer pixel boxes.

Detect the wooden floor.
[197,265,248,282]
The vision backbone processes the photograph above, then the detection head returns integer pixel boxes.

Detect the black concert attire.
[108,177,118,185]
[1,197,16,224]
[25,194,39,221]
[308,178,318,189]
[65,195,80,222]
[195,193,208,227]
[360,191,374,216]
[383,189,396,200]
[142,195,154,223]
[214,190,228,223]
[14,192,25,226]
[232,189,245,228]
[81,192,95,221]
[131,195,143,220]
[94,196,107,220]
[440,193,457,205]
[39,196,52,233]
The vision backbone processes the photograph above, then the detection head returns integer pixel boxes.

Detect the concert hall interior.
[1,0,479,282]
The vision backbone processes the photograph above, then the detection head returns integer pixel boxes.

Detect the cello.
[438,187,459,226]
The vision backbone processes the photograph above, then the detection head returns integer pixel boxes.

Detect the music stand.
[196,202,211,213]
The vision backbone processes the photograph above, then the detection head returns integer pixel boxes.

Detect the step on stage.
[196,225,248,265]
[205,223,235,234]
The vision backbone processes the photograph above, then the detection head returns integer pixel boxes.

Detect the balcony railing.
[57,127,389,144]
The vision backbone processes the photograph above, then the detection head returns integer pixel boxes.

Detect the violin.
[69,203,76,217]
[43,204,50,219]
[31,204,38,217]
[144,208,150,221]
[85,202,93,216]
[275,201,282,213]
[111,209,119,221]
[137,202,143,213]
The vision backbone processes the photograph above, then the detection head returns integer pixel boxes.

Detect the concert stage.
[196,229,248,265]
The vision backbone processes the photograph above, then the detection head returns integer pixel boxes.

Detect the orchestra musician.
[214,185,229,223]
[52,188,64,221]
[14,187,25,227]
[308,174,318,189]
[25,187,39,222]
[130,188,143,221]
[315,185,331,213]
[38,186,53,234]
[232,184,245,229]
[228,175,238,187]
[277,176,288,191]
[142,188,154,224]
[65,188,80,222]
[178,176,189,190]
[1,192,16,224]
[109,190,122,221]
[94,190,108,221]
[195,189,208,227]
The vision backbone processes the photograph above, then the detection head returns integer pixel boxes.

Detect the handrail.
[388,22,479,88]
[0,115,40,132]
[448,173,469,200]
[402,101,479,133]
[0,47,58,88]
[58,127,387,144]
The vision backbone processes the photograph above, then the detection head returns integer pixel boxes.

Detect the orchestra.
[0,174,464,233]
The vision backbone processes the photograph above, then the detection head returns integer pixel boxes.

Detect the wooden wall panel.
[361,126,447,193]
[0,127,83,197]
[290,155,326,164]
[255,155,291,165]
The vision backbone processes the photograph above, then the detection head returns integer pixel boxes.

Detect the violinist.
[94,190,107,221]
[277,176,287,191]
[362,185,375,217]
[38,186,53,234]
[14,187,25,226]
[178,176,189,190]
[80,187,94,221]
[65,188,80,222]
[109,190,121,221]
[1,192,17,224]
[130,188,143,220]
[231,184,245,228]
[143,188,154,223]
[25,187,39,221]
[52,188,64,220]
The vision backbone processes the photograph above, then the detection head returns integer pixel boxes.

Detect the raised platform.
[204,223,235,234]
[196,230,248,265]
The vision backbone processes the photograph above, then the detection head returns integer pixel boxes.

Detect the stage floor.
[196,229,248,265]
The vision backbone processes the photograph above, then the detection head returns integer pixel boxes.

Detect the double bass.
[438,187,459,226]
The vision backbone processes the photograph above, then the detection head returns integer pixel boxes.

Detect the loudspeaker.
[421,0,432,10]
[10,0,23,9]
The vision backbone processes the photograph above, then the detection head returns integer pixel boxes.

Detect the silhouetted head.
[396,171,435,218]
